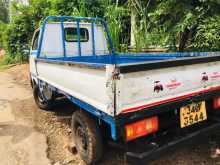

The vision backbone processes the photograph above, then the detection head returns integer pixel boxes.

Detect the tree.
[193,16,220,51]
[4,4,34,60]
[0,0,9,49]
[104,1,129,50]
[130,1,138,47]
[49,0,104,17]
[0,21,6,48]
[0,0,9,23]
[2,0,220,64]
[148,0,220,51]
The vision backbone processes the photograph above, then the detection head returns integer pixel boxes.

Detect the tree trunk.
[130,4,138,47]
[179,29,190,51]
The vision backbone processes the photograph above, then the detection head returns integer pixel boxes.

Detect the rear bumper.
[126,116,220,165]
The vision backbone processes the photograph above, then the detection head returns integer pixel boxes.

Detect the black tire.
[33,85,54,110]
[72,110,103,165]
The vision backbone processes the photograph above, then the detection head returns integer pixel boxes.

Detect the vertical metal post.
[101,21,116,64]
[91,22,96,56]
[37,19,48,58]
[77,20,81,56]
[61,18,66,58]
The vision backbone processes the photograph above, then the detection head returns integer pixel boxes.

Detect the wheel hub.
[38,85,53,103]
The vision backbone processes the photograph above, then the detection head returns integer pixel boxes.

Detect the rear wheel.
[72,111,103,165]
[33,85,54,110]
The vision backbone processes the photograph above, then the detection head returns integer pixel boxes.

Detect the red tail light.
[125,116,159,141]
[213,97,220,109]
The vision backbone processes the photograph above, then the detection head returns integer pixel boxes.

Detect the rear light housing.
[125,116,159,141]
[213,97,220,109]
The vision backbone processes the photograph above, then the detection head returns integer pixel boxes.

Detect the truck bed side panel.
[36,61,115,115]
[117,61,220,114]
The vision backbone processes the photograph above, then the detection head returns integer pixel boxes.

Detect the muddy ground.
[2,64,220,165]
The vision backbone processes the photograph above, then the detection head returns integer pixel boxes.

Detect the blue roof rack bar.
[76,20,81,56]
[91,22,96,56]
[60,18,66,57]
[37,16,116,63]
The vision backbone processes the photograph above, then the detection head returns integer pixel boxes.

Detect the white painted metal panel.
[41,23,109,58]
[41,24,63,57]
[36,62,115,116]
[117,61,220,114]
[29,53,37,75]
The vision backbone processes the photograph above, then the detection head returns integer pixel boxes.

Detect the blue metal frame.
[91,22,96,56]
[36,52,217,65]
[76,20,81,56]
[37,15,115,62]
[60,18,66,58]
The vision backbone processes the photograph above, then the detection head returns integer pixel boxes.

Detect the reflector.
[125,116,158,141]
[213,97,220,109]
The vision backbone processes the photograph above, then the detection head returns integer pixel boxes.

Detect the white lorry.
[30,16,220,164]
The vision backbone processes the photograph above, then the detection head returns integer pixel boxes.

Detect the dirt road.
[1,64,220,165]
[0,71,50,165]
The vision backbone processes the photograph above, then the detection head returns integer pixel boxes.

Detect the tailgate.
[116,55,220,115]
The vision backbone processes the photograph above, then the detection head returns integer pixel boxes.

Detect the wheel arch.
[67,98,117,140]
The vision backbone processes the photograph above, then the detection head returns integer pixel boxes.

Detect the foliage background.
[0,0,219,63]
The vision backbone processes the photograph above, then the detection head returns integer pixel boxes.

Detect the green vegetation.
[0,0,9,23]
[0,55,14,70]
[0,0,219,65]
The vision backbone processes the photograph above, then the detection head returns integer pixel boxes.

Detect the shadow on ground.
[46,98,220,165]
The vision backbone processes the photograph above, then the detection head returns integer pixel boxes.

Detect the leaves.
[0,0,106,61]
[0,0,220,63]
[193,16,220,51]
[0,0,9,23]
[104,4,129,50]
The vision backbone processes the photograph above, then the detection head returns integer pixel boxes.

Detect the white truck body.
[30,22,220,116]
[33,57,220,116]
[30,16,220,164]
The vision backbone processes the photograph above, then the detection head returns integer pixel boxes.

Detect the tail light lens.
[125,116,159,141]
[213,97,220,109]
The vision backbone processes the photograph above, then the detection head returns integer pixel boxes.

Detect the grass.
[0,53,28,71]
[0,55,16,71]
[0,64,11,71]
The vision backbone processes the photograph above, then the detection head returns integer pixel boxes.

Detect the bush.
[1,0,106,64]
[0,55,14,65]
[0,21,6,49]
[3,6,34,63]
[192,16,220,51]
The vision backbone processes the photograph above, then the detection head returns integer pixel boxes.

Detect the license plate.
[180,101,207,128]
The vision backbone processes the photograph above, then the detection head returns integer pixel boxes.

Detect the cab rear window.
[64,27,89,42]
